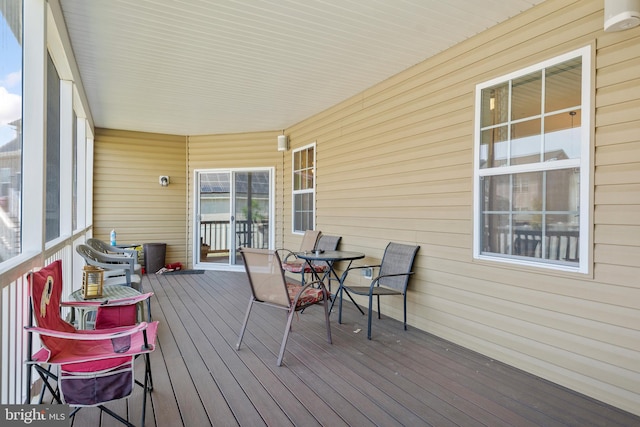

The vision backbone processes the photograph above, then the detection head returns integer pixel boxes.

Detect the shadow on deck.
[71,270,639,427]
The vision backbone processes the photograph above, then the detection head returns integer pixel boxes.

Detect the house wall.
[94,0,639,415]
[186,132,285,265]
[198,0,640,414]
[93,128,188,267]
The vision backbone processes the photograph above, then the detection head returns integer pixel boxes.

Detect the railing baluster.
[200,220,269,253]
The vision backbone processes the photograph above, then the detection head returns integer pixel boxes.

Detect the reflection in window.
[0,3,22,261]
[480,58,582,170]
[234,171,270,249]
[481,171,579,263]
[200,172,231,219]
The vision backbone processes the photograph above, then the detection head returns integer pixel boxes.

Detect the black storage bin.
[143,243,166,274]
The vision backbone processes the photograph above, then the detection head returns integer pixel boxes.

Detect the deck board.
[70,270,640,427]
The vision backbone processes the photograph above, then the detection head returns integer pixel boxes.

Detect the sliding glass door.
[195,168,273,269]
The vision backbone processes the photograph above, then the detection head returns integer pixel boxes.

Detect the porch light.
[604,0,640,32]
[277,133,288,152]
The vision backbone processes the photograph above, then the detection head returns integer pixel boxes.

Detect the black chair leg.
[403,293,408,331]
[367,295,373,340]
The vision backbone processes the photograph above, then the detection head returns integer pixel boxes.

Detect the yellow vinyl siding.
[93,128,187,266]
[92,0,640,415]
[283,0,637,414]
[186,132,284,265]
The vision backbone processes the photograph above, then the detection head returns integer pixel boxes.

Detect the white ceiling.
[59,0,545,136]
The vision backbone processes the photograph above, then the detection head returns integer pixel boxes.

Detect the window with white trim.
[292,143,315,233]
[473,47,590,273]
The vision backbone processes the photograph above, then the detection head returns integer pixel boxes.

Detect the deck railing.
[0,231,89,404]
[200,220,269,254]
[491,228,579,263]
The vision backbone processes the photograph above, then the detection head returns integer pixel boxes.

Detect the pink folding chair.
[25,260,159,426]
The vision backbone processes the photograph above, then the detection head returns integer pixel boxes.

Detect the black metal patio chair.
[338,242,419,340]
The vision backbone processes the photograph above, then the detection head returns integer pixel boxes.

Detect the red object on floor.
[165,262,182,271]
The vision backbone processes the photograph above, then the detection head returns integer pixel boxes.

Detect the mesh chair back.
[241,248,291,308]
[29,260,76,352]
[313,235,342,268]
[300,230,321,252]
[377,243,420,292]
[315,235,341,252]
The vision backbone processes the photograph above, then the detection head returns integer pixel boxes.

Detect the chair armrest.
[121,248,138,258]
[105,253,135,262]
[96,251,134,263]
[86,258,132,275]
[102,242,137,258]
[347,264,381,272]
[89,255,135,271]
[86,257,134,285]
[61,300,104,308]
[373,271,414,280]
[60,292,153,309]
[25,322,148,340]
[339,264,381,282]
[369,271,414,287]
[100,292,153,306]
[276,248,298,262]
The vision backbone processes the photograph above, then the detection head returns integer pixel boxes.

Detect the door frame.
[193,167,275,271]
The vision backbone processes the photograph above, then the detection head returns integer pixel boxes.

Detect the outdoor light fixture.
[277,132,288,152]
[159,176,170,186]
[604,0,640,32]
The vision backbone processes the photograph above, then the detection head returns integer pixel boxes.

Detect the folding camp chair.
[24,260,158,426]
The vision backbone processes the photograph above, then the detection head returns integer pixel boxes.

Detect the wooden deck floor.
[72,270,640,427]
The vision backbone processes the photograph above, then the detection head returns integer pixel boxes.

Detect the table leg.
[321,263,340,295]
[303,259,323,283]
[330,277,365,319]
[300,257,365,318]
[299,260,331,315]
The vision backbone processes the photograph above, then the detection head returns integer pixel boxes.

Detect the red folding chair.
[25,260,158,426]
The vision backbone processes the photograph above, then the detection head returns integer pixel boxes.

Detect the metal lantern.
[82,265,104,299]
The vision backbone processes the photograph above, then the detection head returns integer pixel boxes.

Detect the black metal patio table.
[296,250,366,316]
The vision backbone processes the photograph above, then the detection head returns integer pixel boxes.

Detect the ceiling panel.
[59,0,545,136]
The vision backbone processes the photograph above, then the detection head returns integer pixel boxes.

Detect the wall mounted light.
[277,132,288,152]
[604,0,640,32]
[159,176,170,187]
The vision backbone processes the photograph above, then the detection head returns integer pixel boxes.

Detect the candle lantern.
[82,265,104,299]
